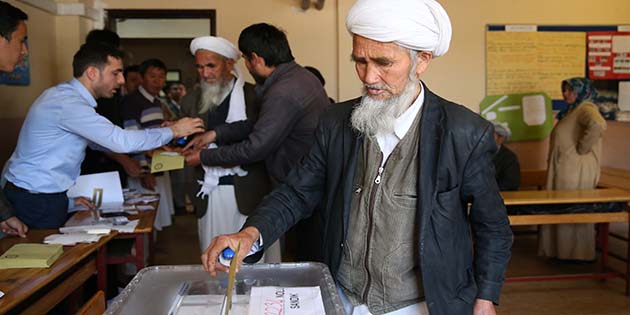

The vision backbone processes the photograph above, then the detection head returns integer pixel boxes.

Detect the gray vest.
[337,109,423,314]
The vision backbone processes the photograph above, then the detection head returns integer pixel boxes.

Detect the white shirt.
[375,86,425,166]
[138,85,156,103]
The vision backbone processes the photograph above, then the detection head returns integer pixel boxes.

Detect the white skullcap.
[346,0,452,57]
[492,121,512,140]
[190,36,240,60]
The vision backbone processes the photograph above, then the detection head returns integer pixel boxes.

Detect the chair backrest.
[520,169,547,190]
[76,290,105,315]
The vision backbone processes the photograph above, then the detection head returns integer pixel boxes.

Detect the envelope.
[151,150,185,173]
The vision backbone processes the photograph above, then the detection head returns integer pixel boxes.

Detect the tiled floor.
[152,215,630,314]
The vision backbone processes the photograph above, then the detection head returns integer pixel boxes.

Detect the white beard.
[351,79,420,137]
[198,78,232,115]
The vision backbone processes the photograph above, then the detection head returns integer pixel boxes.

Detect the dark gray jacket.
[181,82,271,216]
[244,85,513,315]
[200,61,329,186]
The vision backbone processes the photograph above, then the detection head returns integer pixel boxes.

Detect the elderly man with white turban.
[184,24,330,262]
[179,36,277,261]
[200,1,512,314]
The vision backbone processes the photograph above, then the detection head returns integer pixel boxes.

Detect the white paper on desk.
[248,287,325,315]
[60,224,112,234]
[60,220,138,233]
[112,219,139,233]
[135,205,154,211]
[44,233,103,245]
[125,195,160,204]
[67,171,124,212]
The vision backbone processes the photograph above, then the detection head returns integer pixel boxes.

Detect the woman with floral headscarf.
[538,78,607,261]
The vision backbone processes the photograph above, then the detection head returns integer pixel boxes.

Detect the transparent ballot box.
[105,263,344,315]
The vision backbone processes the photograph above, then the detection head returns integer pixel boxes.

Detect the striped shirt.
[121,86,166,166]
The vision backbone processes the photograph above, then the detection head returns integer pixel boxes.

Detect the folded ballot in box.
[0,243,63,269]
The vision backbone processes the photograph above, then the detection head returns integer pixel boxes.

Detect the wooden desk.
[501,188,630,295]
[503,188,630,206]
[103,206,157,272]
[65,203,157,286]
[0,230,115,315]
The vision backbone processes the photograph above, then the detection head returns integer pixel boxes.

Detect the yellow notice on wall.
[486,31,586,99]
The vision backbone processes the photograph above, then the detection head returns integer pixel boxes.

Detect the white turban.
[189,36,246,123]
[190,36,240,61]
[346,0,452,57]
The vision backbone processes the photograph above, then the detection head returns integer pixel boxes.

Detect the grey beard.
[350,80,420,137]
[198,78,232,115]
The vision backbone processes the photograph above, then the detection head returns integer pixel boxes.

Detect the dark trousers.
[3,182,69,229]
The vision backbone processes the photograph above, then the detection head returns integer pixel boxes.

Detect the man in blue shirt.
[3,43,204,229]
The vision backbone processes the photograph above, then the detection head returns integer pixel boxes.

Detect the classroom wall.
[2,0,630,170]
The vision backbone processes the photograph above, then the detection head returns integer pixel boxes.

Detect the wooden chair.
[76,290,105,315]
[520,169,547,190]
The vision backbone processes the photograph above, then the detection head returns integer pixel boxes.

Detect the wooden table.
[501,188,630,295]
[0,230,115,315]
[65,202,157,289]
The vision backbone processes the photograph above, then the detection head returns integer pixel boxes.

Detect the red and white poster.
[587,31,630,79]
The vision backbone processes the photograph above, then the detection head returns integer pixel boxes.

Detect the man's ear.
[225,58,235,71]
[84,65,99,82]
[414,51,432,78]
[251,52,266,67]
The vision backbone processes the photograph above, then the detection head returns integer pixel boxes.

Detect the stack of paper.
[44,233,105,246]
[0,243,63,269]
[61,219,139,234]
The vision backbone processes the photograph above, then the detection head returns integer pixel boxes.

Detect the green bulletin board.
[480,92,553,141]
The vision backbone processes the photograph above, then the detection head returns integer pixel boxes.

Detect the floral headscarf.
[556,77,598,120]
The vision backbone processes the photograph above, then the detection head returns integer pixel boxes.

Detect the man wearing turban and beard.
[180,36,279,262]
[200,1,512,314]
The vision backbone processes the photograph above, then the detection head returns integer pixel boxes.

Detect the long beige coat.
[538,101,606,260]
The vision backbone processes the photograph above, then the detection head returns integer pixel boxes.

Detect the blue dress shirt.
[4,79,173,193]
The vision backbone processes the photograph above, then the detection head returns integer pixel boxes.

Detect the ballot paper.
[125,195,160,205]
[151,150,185,173]
[135,205,155,211]
[61,219,139,234]
[67,171,124,212]
[248,287,325,315]
[44,233,105,245]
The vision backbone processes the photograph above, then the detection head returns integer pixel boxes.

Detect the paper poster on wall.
[486,31,586,99]
[587,31,630,79]
[0,39,30,86]
[480,92,553,141]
